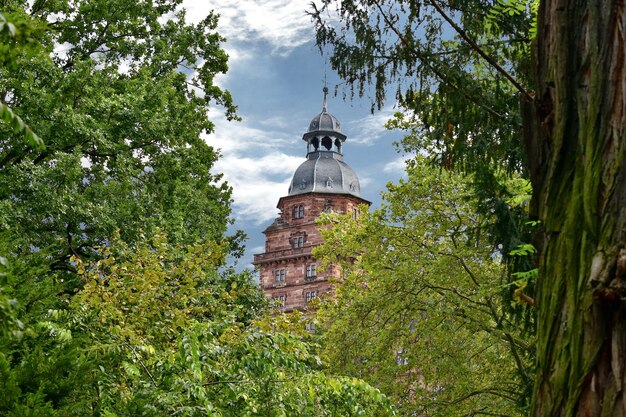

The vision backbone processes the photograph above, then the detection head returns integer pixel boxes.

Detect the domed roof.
[288,151,361,197]
[307,111,343,134]
[302,87,346,142]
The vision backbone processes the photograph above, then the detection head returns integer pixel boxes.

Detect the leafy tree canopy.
[0,0,240,279]
[0,5,398,414]
[0,233,397,416]
[315,159,534,416]
[310,0,537,258]
[0,11,45,148]
[313,1,626,415]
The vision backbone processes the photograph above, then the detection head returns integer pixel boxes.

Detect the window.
[305,290,317,303]
[306,264,317,279]
[322,136,332,150]
[292,205,304,219]
[292,235,304,249]
[274,269,285,284]
[311,137,319,150]
[276,295,286,305]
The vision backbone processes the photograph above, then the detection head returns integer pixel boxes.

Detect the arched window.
[293,205,304,219]
[322,136,333,150]
[311,137,319,150]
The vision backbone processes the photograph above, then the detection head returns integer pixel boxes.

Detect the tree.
[310,0,626,415]
[315,160,533,416]
[0,0,242,367]
[0,2,399,414]
[0,10,45,342]
[524,2,626,415]
[0,11,45,149]
[1,233,397,416]
[0,0,239,279]
[310,0,536,259]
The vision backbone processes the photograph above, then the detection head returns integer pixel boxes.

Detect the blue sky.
[183,0,408,268]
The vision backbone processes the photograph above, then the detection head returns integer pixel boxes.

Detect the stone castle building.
[253,89,369,311]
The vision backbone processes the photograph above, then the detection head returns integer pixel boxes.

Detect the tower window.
[274,294,286,306]
[306,264,317,279]
[292,236,304,249]
[305,290,317,303]
[322,136,332,150]
[274,269,286,284]
[292,205,304,219]
[311,137,319,150]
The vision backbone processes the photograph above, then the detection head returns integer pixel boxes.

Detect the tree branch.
[369,0,509,119]
[429,0,531,100]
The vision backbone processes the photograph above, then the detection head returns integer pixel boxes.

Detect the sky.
[183,0,408,268]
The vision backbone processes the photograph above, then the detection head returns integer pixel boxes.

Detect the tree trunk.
[527,1,626,415]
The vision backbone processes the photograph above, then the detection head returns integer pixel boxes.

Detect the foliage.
[0,234,396,416]
[0,1,399,414]
[310,0,533,165]
[311,2,626,413]
[0,0,240,280]
[315,160,534,416]
[310,0,538,278]
[0,11,45,149]
[309,4,540,411]
[0,7,244,409]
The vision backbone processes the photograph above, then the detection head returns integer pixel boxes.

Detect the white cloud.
[347,106,397,145]
[204,109,295,154]
[221,44,255,65]
[205,109,304,224]
[383,155,410,175]
[359,174,373,188]
[184,1,313,89]
[215,153,303,224]
[259,115,292,129]
[52,42,73,61]
[183,0,314,55]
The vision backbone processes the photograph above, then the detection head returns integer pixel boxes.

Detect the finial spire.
[322,86,328,112]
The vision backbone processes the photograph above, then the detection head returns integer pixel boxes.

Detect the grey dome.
[302,109,346,142]
[303,111,347,142]
[308,111,342,134]
[288,151,361,197]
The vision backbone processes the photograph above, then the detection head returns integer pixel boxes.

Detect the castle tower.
[253,88,369,311]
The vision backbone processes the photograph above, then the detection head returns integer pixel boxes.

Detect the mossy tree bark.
[526,1,626,415]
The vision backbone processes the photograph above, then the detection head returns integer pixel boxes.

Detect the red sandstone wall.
[254,192,367,312]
